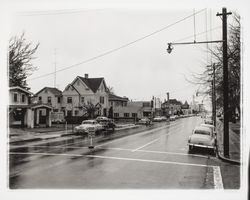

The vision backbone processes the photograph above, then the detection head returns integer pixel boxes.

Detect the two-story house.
[109,94,153,120]
[161,99,182,116]
[9,86,33,126]
[61,74,109,117]
[33,87,62,112]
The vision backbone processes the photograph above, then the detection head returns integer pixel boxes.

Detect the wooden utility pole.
[217,8,232,158]
[213,64,216,128]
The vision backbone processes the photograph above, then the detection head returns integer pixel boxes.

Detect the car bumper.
[188,143,215,149]
[74,129,88,134]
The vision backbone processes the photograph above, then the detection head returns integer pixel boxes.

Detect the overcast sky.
[10,7,226,106]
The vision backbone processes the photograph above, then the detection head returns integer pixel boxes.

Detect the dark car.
[96,117,116,131]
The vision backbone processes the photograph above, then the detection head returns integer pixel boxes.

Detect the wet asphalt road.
[9,116,240,189]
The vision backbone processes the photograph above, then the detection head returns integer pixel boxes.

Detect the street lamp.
[167,8,232,157]
[167,43,173,54]
[166,40,224,54]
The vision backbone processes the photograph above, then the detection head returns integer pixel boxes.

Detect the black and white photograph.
[0,0,249,200]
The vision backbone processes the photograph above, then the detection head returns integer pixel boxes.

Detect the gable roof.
[77,76,107,93]
[9,86,33,95]
[162,99,182,106]
[109,93,129,102]
[35,87,62,96]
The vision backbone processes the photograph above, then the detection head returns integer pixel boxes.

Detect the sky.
[8,4,242,111]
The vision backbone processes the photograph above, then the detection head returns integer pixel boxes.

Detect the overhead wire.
[28,8,207,81]
[19,9,104,16]
[172,25,221,43]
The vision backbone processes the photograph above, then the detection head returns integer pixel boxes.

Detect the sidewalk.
[216,119,241,164]
[8,123,139,144]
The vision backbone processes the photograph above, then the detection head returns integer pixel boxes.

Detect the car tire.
[188,145,194,153]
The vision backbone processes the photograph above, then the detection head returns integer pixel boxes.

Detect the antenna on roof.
[54,48,57,87]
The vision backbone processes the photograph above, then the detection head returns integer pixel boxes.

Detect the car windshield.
[194,130,211,135]
[82,121,95,124]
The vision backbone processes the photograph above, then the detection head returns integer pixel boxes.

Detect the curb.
[9,125,141,144]
[216,145,241,165]
[215,119,241,165]
[10,138,42,144]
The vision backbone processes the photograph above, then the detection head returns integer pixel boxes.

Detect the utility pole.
[217,8,232,158]
[213,64,216,128]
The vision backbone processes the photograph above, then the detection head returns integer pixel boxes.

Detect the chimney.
[167,92,169,101]
[84,74,89,78]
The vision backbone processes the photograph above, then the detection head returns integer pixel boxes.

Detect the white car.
[170,115,176,121]
[153,117,162,122]
[74,120,104,134]
[188,126,216,151]
[137,118,151,125]
[160,116,167,121]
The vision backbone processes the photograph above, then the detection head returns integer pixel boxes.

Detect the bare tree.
[9,32,40,90]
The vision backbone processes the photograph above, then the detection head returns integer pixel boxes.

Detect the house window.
[57,97,61,103]
[123,102,127,107]
[53,109,59,112]
[124,113,129,117]
[132,113,137,118]
[143,102,150,107]
[100,96,104,104]
[38,96,42,101]
[47,96,51,104]
[81,97,85,104]
[67,97,72,103]
[67,110,72,116]
[13,93,18,102]
[75,110,79,116]
[114,113,119,118]
[21,94,25,103]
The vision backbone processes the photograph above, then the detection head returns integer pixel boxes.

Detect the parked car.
[153,116,163,122]
[204,117,213,125]
[188,126,216,152]
[160,116,167,121]
[169,115,176,121]
[137,118,152,125]
[200,124,217,144]
[74,120,104,134]
[96,117,116,131]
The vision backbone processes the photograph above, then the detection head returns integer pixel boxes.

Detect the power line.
[173,25,221,43]
[28,8,206,81]
[19,9,104,16]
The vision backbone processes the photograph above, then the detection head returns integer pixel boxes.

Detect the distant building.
[161,99,182,116]
[181,100,191,115]
[110,98,153,121]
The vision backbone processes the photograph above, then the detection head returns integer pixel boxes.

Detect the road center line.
[213,166,224,189]
[9,151,218,168]
[132,138,160,152]
[96,122,180,148]
[85,154,217,168]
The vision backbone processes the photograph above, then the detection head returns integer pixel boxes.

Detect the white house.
[33,87,62,112]
[61,74,109,117]
[9,86,53,128]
